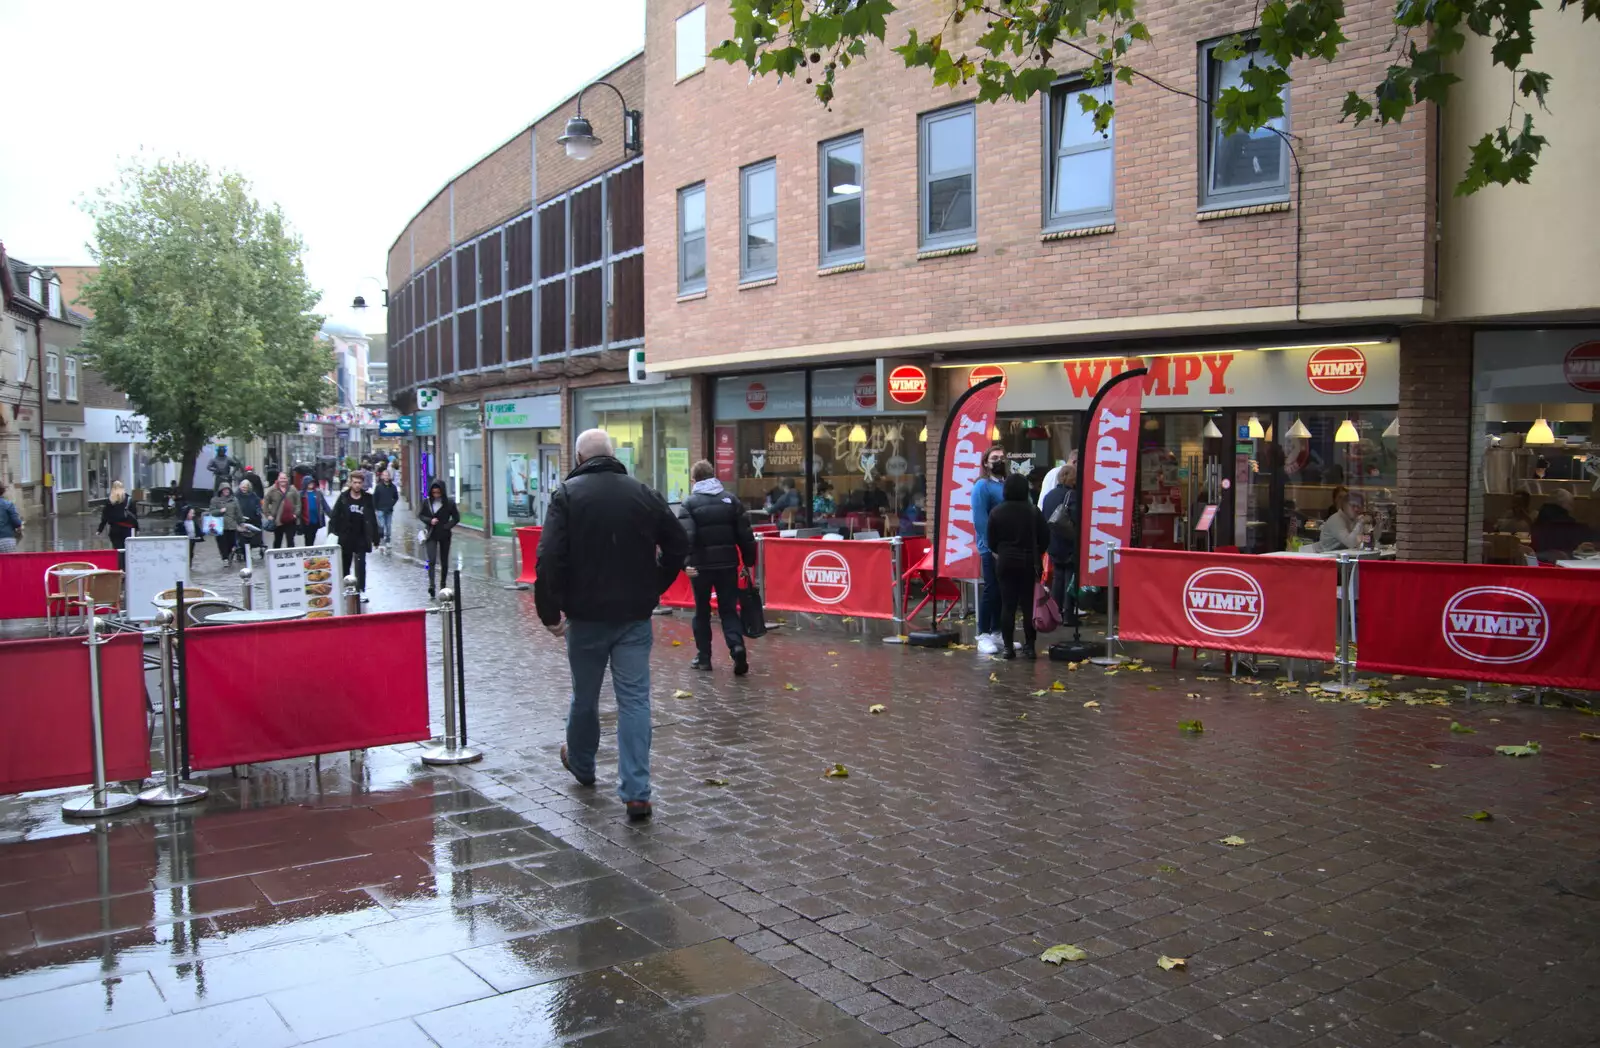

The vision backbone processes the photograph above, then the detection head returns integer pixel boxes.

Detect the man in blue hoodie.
[971,445,1008,655]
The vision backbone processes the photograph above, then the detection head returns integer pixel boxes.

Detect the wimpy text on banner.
[1356,560,1600,689]
[1078,375,1144,586]
[936,379,1005,580]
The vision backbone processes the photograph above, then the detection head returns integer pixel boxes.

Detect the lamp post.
[350,276,388,312]
[558,81,642,161]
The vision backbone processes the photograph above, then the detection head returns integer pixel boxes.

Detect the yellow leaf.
[1039,943,1087,964]
[1051,681,1066,691]
[1157,955,1187,971]
[1220,835,1247,847]
[1427,763,1444,769]
[1466,810,1493,821]
[671,640,683,647]
[868,704,886,714]
[672,689,693,700]
[824,763,849,778]
[704,777,729,786]
[784,683,800,691]
[1197,676,1219,682]
[1103,670,1120,676]
[1579,733,1600,741]
[1083,700,1100,708]
[827,651,839,656]
[1030,689,1047,697]
[1017,713,1028,721]
[989,672,1001,683]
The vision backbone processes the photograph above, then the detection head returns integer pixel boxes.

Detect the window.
[49,279,62,319]
[675,5,706,80]
[919,105,976,247]
[45,352,59,400]
[10,326,23,384]
[27,272,41,303]
[48,439,80,493]
[678,183,707,294]
[64,357,78,402]
[740,160,777,281]
[820,134,864,265]
[19,439,30,485]
[1202,38,1289,208]
[1046,82,1114,228]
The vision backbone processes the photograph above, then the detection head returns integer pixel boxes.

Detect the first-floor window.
[45,352,59,400]
[65,357,78,401]
[48,439,81,492]
[19,439,31,484]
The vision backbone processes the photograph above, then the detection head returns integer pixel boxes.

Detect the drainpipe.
[35,321,49,518]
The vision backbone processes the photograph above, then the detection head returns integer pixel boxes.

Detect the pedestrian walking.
[971,446,1007,654]
[536,429,688,821]
[98,481,139,551]
[372,468,400,552]
[262,473,302,549]
[173,504,205,566]
[299,476,331,546]
[330,471,379,601]
[987,472,1051,660]
[0,481,23,553]
[208,484,239,563]
[419,479,460,599]
[235,479,264,561]
[675,459,757,675]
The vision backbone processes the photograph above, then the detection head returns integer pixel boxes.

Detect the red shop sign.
[968,364,1008,397]
[762,538,896,620]
[1306,346,1367,395]
[854,375,878,409]
[1118,549,1337,661]
[1565,341,1600,394]
[1356,560,1600,689]
[888,365,928,405]
[746,383,768,411]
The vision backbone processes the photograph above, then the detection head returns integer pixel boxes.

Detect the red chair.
[901,546,961,628]
[1172,545,1241,669]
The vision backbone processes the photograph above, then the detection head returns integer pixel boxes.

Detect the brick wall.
[1396,324,1472,561]
[643,0,1433,367]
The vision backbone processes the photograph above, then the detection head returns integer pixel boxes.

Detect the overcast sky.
[0,0,646,334]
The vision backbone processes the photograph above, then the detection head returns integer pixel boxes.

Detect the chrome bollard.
[138,610,208,806]
[420,588,481,765]
[240,566,254,611]
[1090,541,1126,666]
[1321,553,1368,693]
[344,574,360,616]
[62,616,139,818]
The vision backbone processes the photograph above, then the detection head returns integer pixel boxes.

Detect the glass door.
[1134,414,1227,551]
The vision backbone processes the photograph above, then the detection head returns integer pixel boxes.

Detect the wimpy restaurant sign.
[946,342,1398,412]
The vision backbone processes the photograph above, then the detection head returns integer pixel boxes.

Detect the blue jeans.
[564,618,654,802]
[978,551,999,635]
[375,510,392,545]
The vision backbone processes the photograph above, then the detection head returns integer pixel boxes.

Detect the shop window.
[919,104,976,247]
[678,183,706,294]
[1046,82,1114,229]
[740,160,777,281]
[574,381,693,499]
[48,438,80,493]
[65,357,78,402]
[1201,37,1289,209]
[45,352,59,400]
[675,5,706,80]
[820,133,864,265]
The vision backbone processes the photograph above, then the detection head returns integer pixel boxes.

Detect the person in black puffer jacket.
[986,472,1051,661]
[675,459,759,675]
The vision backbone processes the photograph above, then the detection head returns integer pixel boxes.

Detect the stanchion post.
[62,617,139,818]
[343,574,360,616]
[1090,541,1126,666]
[239,567,254,611]
[138,610,207,806]
[453,567,468,747]
[421,588,481,765]
[756,534,767,594]
[1321,552,1368,693]
[890,536,905,629]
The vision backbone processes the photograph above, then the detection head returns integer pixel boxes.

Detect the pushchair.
[231,522,263,565]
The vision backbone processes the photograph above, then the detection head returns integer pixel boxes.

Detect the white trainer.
[976,633,999,655]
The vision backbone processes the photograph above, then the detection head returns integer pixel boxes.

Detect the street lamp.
[558,80,642,161]
[351,276,388,312]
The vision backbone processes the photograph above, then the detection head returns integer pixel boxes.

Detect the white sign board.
[263,543,341,618]
[484,395,560,430]
[123,536,192,623]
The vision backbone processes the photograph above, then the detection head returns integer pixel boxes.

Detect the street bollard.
[343,574,360,616]
[1321,553,1368,693]
[420,588,481,766]
[138,610,208,807]
[239,566,254,611]
[889,536,905,631]
[1089,541,1126,666]
[62,616,139,818]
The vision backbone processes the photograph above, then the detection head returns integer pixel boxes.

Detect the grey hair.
[575,428,614,463]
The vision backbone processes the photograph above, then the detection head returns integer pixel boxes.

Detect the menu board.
[263,543,341,618]
[123,536,193,622]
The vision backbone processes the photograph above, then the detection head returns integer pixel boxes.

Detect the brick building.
[642,0,1598,562]
[384,53,689,537]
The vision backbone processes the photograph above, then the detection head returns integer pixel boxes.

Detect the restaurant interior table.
[1556,559,1600,569]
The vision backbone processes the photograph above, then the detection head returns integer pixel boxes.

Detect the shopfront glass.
[82,442,114,501]
[134,446,162,491]
[490,427,559,535]
[443,402,485,529]
[993,415,1078,504]
[572,380,692,501]
[1471,328,1600,563]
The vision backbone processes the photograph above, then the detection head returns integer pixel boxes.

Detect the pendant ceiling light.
[1287,418,1312,440]
[773,423,794,443]
[1525,417,1556,444]
[917,425,928,442]
[1202,419,1223,439]
[1247,415,1265,439]
[1334,419,1360,443]
[848,424,868,443]
[1382,417,1399,439]
[990,424,1001,441]
[813,424,829,440]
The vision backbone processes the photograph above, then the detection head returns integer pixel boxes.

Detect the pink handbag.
[1033,580,1062,632]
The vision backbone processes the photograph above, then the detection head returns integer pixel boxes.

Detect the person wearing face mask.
[970,445,1008,655]
[419,479,460,599]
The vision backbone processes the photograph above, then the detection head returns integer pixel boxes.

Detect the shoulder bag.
[1031,508,1062,633]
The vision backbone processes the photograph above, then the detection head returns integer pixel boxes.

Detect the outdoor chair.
[44,561,96,636]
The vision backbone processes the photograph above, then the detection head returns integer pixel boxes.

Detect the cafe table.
[206,608,308,625]
[1556,559,1600,569]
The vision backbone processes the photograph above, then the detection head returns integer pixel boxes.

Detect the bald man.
[536,428,688,821]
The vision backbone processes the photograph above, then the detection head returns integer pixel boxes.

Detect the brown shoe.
[560,744,595,787]
[625,800,653,821]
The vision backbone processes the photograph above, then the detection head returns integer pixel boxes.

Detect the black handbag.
[738,574,767,638]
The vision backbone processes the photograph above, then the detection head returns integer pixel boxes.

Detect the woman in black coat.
[986,472,1051,660]
[418,479,461,599]
[98,481,139,550]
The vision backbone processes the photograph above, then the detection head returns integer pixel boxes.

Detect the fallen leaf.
[704,777,729,787]
[989,672,1001,683]
[1220,835,1247,847]
[1449,722,1476,734]
[784,683,800,692]
[1179,720,1204,734]
[1147,685,1162,691]
[671,640,683,647]
[824,763,849,778]
[1466,810,1493,821]
[1495,742,1541,757]
[1580,733,1600,742]
[1427,763,1444,769]
[1083,700,1100,708]
[1138,666,1154,673]
[1051,681,1067,691]
[1197,676,1219,682]
[1489,718,1501,723]
[1185,692,1202,699]
[1262,930,1275,936]
[1017,713,1028,721]
[1157,863,1178,873]
[827,651,839,656]
[868,704,886,714]
[1039,944,1087,964]
[1103,670,1120,676]
[1157,955,1187,971]
[672,689,693,700]
[1030,689,1047,697]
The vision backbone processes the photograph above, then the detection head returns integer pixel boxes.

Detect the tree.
[79,159,332,493]
[711,0,1597,195]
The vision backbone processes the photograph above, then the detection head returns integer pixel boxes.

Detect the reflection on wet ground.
[0,747,891,1047]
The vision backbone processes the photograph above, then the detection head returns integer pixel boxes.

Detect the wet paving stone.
[626,937,785,1004]
[417,965,669,1046]
[453,919,663,993]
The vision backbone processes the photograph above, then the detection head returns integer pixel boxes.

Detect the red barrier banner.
[0,633,150,794]
[1118,549,1337,660]
[515,526,541,585]
[1079,376,1144,587]
[1356,560,1600,688]
[186,610,431,769]
[763,538,895,619]
[937,379,1005,580]
[0,550,121,620]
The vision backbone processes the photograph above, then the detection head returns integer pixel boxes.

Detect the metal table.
[206,609,308,625]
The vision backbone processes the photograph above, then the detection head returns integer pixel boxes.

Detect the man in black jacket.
[371,468,400,552]
[330,473,380,601]
[536,429,689,821]
[676,459,758,675]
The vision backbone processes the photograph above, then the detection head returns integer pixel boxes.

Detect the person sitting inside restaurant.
[812,479,836,517]
[766,478,801,524]
[1316,486,1369,551]
[1495,489,1535,535]
[1531,488,1593,558]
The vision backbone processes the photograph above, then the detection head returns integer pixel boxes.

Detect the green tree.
[711,0,1597,194]
[79,158,332,491]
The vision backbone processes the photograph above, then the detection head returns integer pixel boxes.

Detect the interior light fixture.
[773,423,794,443]
[990,424,1001,441]
[848,424,867,443]
[1202,419,1223,439]
[1254,340,1390,353]
[1382,417,1399,439]
[1526,416,1556,445]
[917,425,928,441]
[813,423,829,440]
[1287,418,1312,439]
[1247,415,1265,439]
[1334,419,1360,443]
